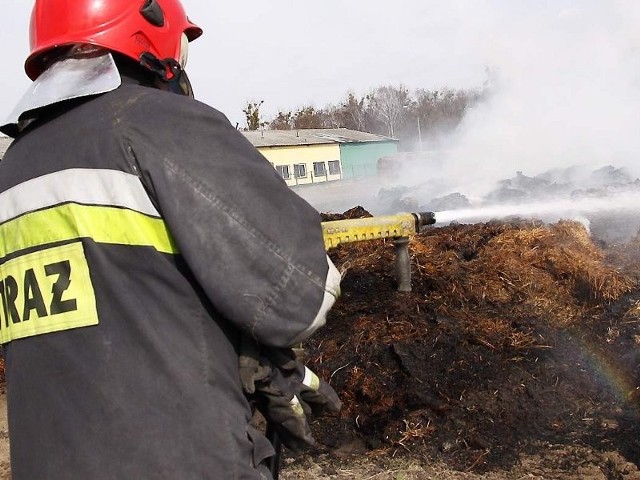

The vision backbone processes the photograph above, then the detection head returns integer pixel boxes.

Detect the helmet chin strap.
[139,52,194,98]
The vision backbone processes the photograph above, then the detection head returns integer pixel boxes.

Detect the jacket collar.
[1,51,122,137]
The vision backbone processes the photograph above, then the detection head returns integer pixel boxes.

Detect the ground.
[0,395,9,480]
[0,212,639,479]
[280,210,640,479]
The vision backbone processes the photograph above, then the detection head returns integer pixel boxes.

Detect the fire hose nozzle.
[413,211,436,232]
[321,211,436,293]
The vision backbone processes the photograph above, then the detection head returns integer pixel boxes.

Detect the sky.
[1,1,639,204]
[0,0,491,127]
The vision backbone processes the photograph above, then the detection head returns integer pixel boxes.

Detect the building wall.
[257,144,343,186]
[339,142,398,179]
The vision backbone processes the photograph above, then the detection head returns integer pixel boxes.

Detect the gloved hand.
[264,347,342,417]
[238,334,270,394]
[239,337,341,454]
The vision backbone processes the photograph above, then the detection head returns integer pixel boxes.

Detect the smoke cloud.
[423,0,640,201]
[291,1,640,227]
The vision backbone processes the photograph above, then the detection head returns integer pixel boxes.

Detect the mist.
[295,1,640,227]
[403,0,640,201]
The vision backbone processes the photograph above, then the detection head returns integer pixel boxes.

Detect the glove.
[238,334,270,394]
[265,347,342,417]
[238,337,342,454]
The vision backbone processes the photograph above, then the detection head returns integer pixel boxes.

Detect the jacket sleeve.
[126,95,340,347]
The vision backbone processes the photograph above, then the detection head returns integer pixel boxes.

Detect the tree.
[368,85,411,137]
[415,88,482,136]
[330,92,368,131]
[258,82,485,148]
[293,106,328,129]
[269,111,294,130]
[242,100,266,131]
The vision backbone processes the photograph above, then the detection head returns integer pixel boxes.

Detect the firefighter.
[0,1,341,478]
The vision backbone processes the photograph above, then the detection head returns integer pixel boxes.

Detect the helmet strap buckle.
[139,52,177,81]
[139,52,194,98]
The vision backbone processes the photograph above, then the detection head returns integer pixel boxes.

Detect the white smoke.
[402,0,640,202]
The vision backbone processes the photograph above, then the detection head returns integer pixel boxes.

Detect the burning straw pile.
[325,213,634,351]
[309,209,638,462]
[412,219,634,348]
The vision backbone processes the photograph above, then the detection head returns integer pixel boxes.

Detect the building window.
[276,165,290,180]
[328,160,341,175]
[294,163,307,178]
[313,162,326,177]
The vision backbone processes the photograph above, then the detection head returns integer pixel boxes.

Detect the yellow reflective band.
[290,395,305,417]
[0,203,179,257]
[303,366,321,391]
[0,243,98,343]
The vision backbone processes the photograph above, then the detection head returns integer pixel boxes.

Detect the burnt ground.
[0,205,639,478]
[282,209,640,479]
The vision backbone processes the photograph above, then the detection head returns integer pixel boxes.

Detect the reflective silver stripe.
[0,168,159,223]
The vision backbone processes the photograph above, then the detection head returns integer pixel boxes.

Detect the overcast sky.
[1,1,639,201]
[0,0,494,127]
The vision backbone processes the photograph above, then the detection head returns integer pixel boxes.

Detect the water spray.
[434,190,640,225]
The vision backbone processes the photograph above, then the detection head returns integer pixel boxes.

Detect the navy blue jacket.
[0,80,338,479]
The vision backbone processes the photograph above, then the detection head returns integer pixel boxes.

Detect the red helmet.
[25,0,202,80]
